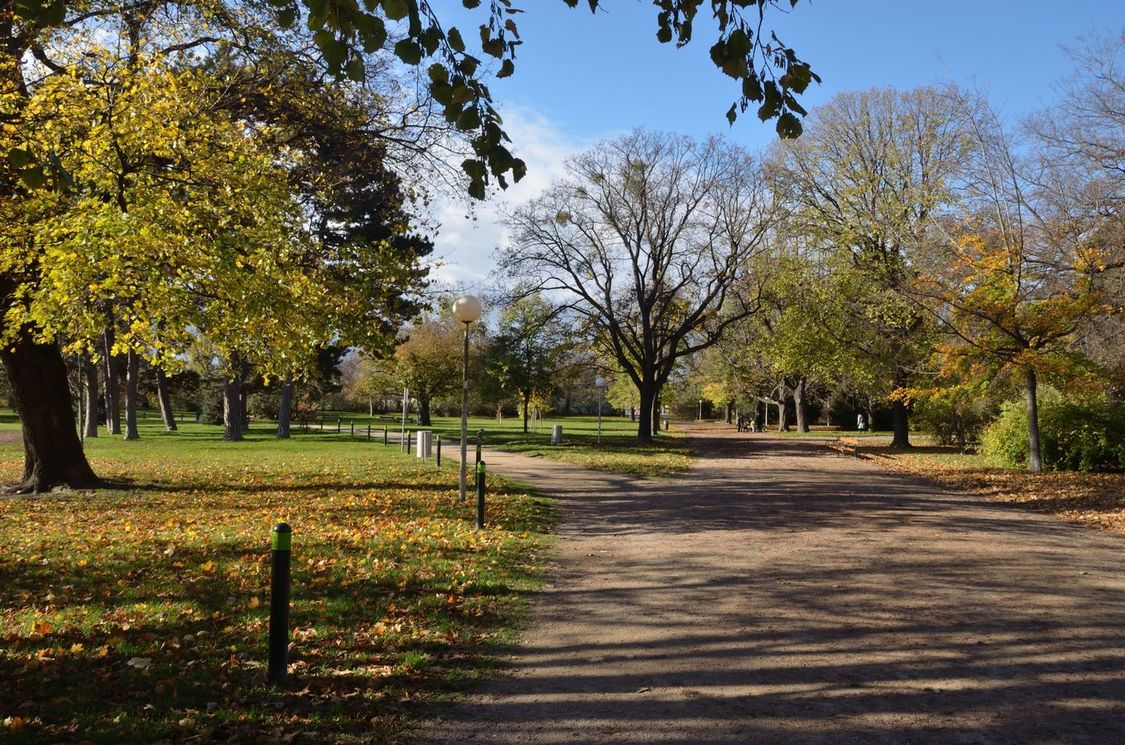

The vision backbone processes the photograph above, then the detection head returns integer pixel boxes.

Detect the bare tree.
[501,130,773,443]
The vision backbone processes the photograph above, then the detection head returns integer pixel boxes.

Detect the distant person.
[857,413,867,431]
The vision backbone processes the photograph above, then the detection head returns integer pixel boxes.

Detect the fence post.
[267,523,292,684]
[475,460,486,530]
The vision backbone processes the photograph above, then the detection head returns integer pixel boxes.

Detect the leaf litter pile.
[872,448,1125,535]
[0,429,555,744]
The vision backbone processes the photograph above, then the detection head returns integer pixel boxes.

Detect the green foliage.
[981,392,1125,472]
[912,391,996,449]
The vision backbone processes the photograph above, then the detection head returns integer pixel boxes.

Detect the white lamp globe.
[594,376,606,388]
[452,295,483,324]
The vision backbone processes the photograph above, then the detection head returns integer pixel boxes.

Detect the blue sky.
[431,1,1123,288]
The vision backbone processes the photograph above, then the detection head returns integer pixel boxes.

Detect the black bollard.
[350,421,354,437]
[267,523,292,684]
[475,460,486,530]
[436,436,442,467]
[367,423,371,441]
[383,426,388,446]
[337,418,341,433]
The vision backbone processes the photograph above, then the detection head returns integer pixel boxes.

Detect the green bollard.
[475,460,486,530]
[267,523,292,684]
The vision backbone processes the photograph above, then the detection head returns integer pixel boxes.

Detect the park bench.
[827,435,860,457]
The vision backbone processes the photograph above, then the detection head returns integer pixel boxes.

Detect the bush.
[913,392,995,448]
[981,390,1125,471]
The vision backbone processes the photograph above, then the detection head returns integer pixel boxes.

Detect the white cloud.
[426,106,598,291]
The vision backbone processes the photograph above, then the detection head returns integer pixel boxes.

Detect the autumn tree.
[393,312,464,426]
[908,93,1111,472]
[766,87,970,447]
[503,130,774,443]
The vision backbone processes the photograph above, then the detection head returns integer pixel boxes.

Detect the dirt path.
[423,425,1125,744]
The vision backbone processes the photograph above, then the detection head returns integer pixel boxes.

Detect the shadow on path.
[424,424,1125,745]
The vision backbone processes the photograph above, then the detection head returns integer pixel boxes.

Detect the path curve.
[423,425,1125,744]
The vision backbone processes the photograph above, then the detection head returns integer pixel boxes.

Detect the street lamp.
[453,295,482,501]
[594,375,606,446]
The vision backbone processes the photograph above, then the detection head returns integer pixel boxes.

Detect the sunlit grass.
[0,421,555,744]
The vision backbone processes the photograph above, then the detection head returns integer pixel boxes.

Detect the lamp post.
[594,375,606,446]
[453,295,482,501]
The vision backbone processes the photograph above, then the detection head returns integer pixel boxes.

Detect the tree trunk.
[277,375,293,439]
[82,356,99,438]
[1026,367,1042,473]
[155,368,177,431]
[102,330,122,435]
[0,333,99,492]
[651,394,661,437]
[418,396,432,426]
[724,401,733,424]
[794,378,809,433]
[522,392,530,433]
[223,362,243,441]
[123,350,140,440]
[637,386,655,444]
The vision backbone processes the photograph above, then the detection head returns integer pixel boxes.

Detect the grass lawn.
[304,412,695,480]
[0,421,555,744]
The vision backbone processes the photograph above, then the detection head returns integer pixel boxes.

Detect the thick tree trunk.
[82,357,99,438]
[1,334,99,492]
[418,396,432,426]
[277,375,293,439]
[794,378,809,433]
[890,385,912,447]
[123,350,140,440]
[724,401,733,424]
[155,368,177,431]
[637,386,655,444]
[102,330,122,435]
[223,362,243,441]
[1025,367,1042,473]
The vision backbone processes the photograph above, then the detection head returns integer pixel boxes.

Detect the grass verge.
[0,423,556,744]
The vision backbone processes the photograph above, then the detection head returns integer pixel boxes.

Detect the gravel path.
[423,424,1125,744]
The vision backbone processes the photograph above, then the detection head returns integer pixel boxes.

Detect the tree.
[0,1,434,482]
[488,294,573,433]
[766,87,970,447]
[502,129,774,443]
[393,313,463,426]
[909,93,1111,472]
[12,0,817,200]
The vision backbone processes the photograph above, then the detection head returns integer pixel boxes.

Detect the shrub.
[981,390,1125,471]
[913,392,995,448]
